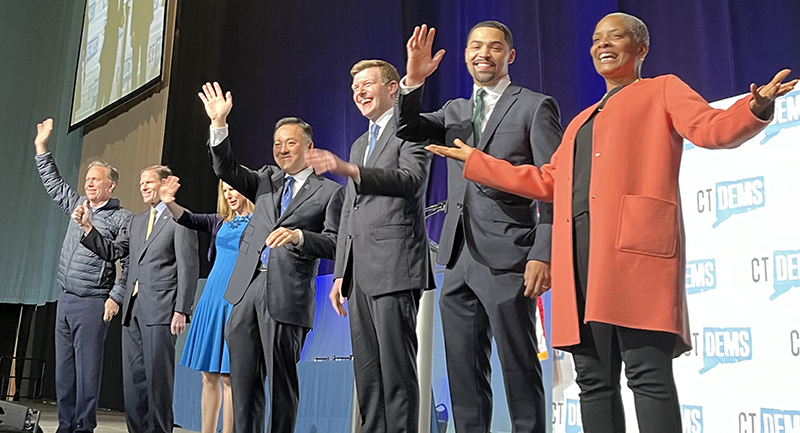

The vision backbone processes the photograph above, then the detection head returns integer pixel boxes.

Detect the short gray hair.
[274,117,313,144]
[606,12,649,47]
[87,160,119,183]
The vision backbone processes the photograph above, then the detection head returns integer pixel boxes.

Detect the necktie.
[366,123,380,162]
[281,176,295,215]
[471,88,487,144]
[133,208,158,296]
[261,177,295,267]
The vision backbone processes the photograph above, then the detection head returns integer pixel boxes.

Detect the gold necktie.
[133,208,158,297]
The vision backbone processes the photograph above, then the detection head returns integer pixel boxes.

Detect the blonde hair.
[217,180,254,222]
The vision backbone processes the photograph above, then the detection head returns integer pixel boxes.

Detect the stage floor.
[16,399,197,433]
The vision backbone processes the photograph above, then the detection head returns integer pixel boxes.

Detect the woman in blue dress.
[159,175,253,433]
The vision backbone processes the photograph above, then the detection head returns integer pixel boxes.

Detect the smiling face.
[465,26,515,87]
[84,165,115,205]
[273,124,312,175]
[221,182,247,214]
[590,15,648,85]
[352,66,398,123]
[139,170,163,207]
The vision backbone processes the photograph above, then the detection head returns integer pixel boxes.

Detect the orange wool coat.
[463,75,770,355]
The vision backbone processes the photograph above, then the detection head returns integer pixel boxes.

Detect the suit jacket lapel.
[477,84,520,152]
[366,121,394,167]
[352,134,368,165]
[271,170,285,220]
[463,98,475,146]
[275,174,322,226]
[138,211,169,262]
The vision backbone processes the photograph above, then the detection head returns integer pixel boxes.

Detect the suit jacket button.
[354,205,359,210]
[456,203,463,209]
[347,235,352,239]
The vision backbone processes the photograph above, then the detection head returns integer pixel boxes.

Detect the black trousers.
[55,290,109,433]
[122,297,177,433]
[439,246,546,433]
[349,282,420,433]
[225,271,308,433]
[570,212,682,433]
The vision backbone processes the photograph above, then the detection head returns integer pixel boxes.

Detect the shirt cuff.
[209,125,230,147]
[399,77,423,95]
[295,229,305,250]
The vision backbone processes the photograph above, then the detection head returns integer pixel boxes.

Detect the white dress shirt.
[399,75,512,135]
[364,107,394,165]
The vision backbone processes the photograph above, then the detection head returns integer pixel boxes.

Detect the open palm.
[198,82,233,127]
[159,175,181,203]
[405,24,446,87]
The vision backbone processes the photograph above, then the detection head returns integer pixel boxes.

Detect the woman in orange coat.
[427,12,796,433]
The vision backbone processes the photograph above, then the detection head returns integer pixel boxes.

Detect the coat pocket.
[615,195,677,258]
[373,224,412,240]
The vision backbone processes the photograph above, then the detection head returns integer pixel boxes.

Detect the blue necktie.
[366,123,380,161]
[260,176,295,267]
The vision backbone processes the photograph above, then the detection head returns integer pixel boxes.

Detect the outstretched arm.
[667,70,796,149]
[427,139,558,202]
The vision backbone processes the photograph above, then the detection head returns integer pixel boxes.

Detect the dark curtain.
[163,0,800,256]
[0,0,85,305]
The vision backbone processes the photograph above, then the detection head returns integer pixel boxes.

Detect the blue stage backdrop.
[163,0,800,263]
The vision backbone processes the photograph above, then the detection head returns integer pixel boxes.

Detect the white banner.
[552,87,800,433]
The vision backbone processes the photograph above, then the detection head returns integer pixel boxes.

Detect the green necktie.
[471,87,487,144]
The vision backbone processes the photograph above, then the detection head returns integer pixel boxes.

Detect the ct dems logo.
[686,259,716,294]
[682,405,703,433]
[700,327,752,374]
[565,399,583,433]
[760,89,800,145]
[761,408,800,432]
[771,250,800,300]
[712,176,765,228]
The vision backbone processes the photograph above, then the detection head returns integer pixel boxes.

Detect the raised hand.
[198,82,233,128]
[34,118,54,155]
[159,175,181,204]
[405,24,446,87]
[750,69,798,118]
[425,138,475,162]
[71,200,93,233]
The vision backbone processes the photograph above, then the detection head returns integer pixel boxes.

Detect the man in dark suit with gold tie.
[75,165,199,433]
